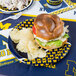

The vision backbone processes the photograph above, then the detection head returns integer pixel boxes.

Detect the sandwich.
[32,14,69,50]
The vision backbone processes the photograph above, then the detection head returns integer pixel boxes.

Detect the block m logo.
[0,22,11,30]
[65,60,76,76]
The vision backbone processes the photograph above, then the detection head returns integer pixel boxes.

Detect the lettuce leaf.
[36,38,62,47]
[36,33,69,47]
[36,38,46,46]
[63,33,69,38]
[46,40,62,47]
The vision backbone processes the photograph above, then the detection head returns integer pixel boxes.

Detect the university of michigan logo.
[0,35,12,57]
[65,60,76,76]
[0,22,11,30]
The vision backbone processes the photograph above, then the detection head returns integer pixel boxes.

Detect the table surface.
[0,17,76,76]
[0,0,76,76]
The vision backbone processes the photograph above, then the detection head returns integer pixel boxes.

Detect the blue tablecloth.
[0,12,76,76]
[0,0,76,75]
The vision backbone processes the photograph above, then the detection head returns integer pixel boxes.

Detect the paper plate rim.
[0,0,33,14]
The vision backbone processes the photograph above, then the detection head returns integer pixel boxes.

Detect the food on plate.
[10,13,70,60]
[33,14,69,50]
[10,28,46,60]
[0,0,30,10]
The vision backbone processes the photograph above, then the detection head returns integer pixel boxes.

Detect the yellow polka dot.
[24,59,28,61]
[23,21,26,24]
[63,53,66,56]
[60,56,64,59]
[32,22,34,24]
[25,25,28,27]
[15,26,17,28]
[28,22,31,24]
[35,64,38,66]
[53,60,57,63]
[37,59,41,61]
[27,62,31,64]
[54,49,58,51]
[26,19,28,21]
[65,50,68,53]
[49,50,52,51]
[49,65,52,68]
[19,61,22,63]
[32,59,36,64]
[67,48,70,50]
[52,52,56,54]
[21,24,24,27]
[51,65,56,69]
[55,56,59,59]
[48,58,51,60]
[30,19,33,21]
[19,26,22,29]
[30,25,33,27]
[48,60,52,63]
[50,55,53,57]
[37,61,41,63]
[20,22,22,24]
[69,45,71,47]
[45,55,48,57]
[40,64,44,66]
[47,52,50,54]
[59,48,62,50]
[42,58,46,62]
[46,63,49,66]
[17,24,20,26]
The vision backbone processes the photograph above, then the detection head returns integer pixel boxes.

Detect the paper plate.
[0,0,33,14]
[8,18,71,68]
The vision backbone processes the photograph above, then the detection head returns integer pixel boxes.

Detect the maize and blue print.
[0,35,8,50]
